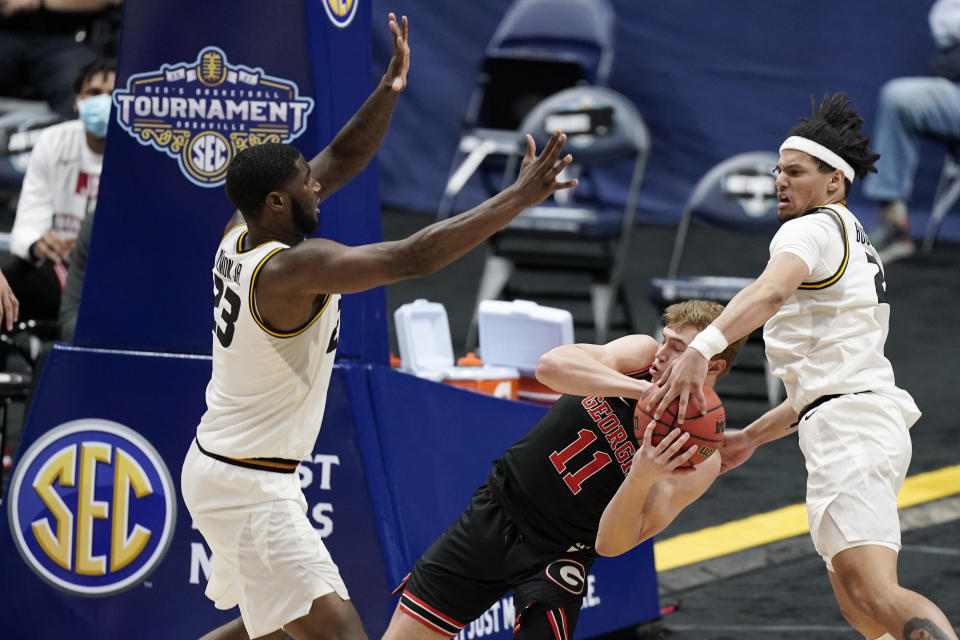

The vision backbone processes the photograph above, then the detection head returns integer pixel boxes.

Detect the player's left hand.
[384,13,410,92]
[645,348,708,424]
[629,422,697,481]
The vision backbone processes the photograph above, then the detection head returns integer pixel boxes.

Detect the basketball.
[633,385,725,467]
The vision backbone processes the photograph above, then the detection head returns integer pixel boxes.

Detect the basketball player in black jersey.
[382,300,747,640]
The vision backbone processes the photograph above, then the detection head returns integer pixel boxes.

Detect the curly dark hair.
[786,92,880,198]
[73,58,116,94]
[224,143,302,217]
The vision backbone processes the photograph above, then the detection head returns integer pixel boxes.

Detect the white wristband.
[688,325,728,360]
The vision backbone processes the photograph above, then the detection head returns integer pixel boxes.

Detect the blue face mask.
[78,94,112,138]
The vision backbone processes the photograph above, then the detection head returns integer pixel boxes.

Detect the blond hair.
[662,299,747,377]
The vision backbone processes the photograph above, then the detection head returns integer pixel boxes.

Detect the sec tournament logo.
[323,0,358,28]
[113,47,314,187]
[7,419,176,596]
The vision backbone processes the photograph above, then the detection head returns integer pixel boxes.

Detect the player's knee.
[877,78,929,121]
[834,595,866,630]
[287,599,368,640]
[326,612,368,640]
[834,572,897,620]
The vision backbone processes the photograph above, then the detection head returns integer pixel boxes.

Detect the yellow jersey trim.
[232,227,278,255]
[798,205,849,290]
[235,229,248,252]
[222,222,247,241]
[248,248,331,338]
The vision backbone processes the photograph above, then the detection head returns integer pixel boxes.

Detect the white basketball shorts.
[181,440,349,638]
[797,390,913,571]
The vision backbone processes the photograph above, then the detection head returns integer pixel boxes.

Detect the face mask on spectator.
[78,94,112,138]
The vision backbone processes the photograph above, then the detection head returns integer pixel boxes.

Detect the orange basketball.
[633,385,725,467]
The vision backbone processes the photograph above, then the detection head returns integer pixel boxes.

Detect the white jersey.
[196,224,340,460]
[11,119,101,259]
[763,203,920,424]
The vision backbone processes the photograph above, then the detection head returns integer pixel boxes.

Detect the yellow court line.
[653,464,960,572]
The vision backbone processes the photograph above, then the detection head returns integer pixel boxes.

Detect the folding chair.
[923,147,960,252]
[0,319,57,494]
[467,85,650,348]
[649,151,783,406]
[437,0,615,219]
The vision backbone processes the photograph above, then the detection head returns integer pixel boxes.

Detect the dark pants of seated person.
[0,22,101,118]
[0,253,61,323]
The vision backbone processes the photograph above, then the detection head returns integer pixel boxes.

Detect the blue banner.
[74,0,387,362]
[0,350,395,638]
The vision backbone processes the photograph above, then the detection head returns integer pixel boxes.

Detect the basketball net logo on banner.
[7,419,176,596]
[113,47,314,187]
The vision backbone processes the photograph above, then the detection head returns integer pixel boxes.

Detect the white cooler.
[477,299,574,404]
[394,299,519,400]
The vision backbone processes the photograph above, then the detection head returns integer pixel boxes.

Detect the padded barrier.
[1,353,659,638]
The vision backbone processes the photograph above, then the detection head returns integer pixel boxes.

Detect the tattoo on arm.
[787,421,798,431]
[904,617,951,640]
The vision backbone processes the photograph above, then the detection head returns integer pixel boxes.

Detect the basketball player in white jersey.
[646,93,957,640]
[180,14,578,640]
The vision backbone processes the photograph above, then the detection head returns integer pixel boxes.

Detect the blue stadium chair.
[437,0,615,219]
[649,151,783,406]
[467,85,650,348]
[486,0,615,85]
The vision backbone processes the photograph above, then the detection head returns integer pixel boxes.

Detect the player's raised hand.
[629,422,697,481]
[510,131,578,207]
[645,348,708,424]
[385,13,410,92]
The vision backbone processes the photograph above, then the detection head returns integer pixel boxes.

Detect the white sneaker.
[877,237,915,264]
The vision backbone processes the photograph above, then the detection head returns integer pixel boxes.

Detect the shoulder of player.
[777,207,843,238]
[252,237,342,296]
[220,221,247,243]
[604,334,658,374]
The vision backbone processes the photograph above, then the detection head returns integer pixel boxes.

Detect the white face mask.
[78,94,112,138]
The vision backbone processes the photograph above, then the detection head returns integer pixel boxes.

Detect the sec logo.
[323,0,357,28]
[187,132,231,178]
[7,419,176,596]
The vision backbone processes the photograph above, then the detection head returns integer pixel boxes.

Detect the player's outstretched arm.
[264,132,577,296]
[596,423,716,557]
[535,334,657,399]
[719,399,798,474]
[309,12,411,202]
[647,252,808,421]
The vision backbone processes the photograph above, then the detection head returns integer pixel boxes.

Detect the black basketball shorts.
[395,483,595,639]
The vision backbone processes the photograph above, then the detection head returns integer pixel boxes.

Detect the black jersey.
[492,368,651,551]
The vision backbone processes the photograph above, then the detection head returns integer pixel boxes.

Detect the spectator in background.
[57,203,91,341]
[0,0,121,118]
[1,58,115,323]
[0,267,18,331]
[864,0,960,263]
